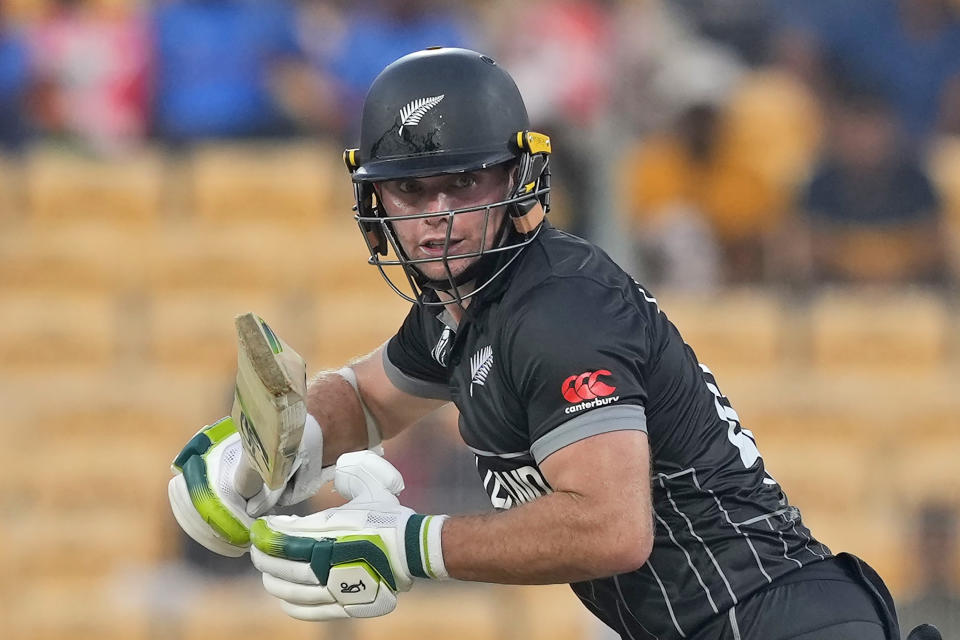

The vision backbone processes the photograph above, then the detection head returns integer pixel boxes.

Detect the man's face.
[376,165,512,284]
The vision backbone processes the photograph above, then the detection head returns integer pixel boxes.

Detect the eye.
[453,174,477,189]
[396,180,421,194]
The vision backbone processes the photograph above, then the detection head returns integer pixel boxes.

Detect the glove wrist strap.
[336,366,383,449]
[404,514,449,580]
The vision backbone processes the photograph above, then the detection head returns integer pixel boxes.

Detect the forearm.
[305,347,448,465]
[305,370,368,466]
[441,490,653,585]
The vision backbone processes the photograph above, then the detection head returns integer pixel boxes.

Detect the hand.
[168,414,342,556]
[245,414,386,515]
[250,451,448,621]
[168,416,257,556]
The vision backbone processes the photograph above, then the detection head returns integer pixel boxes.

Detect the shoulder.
[499,228,659,352]
[510,226,637,301]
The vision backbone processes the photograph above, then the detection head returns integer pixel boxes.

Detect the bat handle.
[234,451,264,499]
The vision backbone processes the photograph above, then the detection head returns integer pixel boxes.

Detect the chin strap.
[512,202,545,233]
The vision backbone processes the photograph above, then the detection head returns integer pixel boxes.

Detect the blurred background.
[0,0,959,638]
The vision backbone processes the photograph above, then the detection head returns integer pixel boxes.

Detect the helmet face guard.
[351,151,551,306]
[342,48,552,307]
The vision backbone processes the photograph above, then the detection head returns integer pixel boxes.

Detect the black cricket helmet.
[343,47,551,306]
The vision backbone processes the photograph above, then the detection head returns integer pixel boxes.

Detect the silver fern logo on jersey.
[470,345,493,396]
[398,94,444,136]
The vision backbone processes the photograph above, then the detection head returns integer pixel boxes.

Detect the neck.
[436,284,475,323]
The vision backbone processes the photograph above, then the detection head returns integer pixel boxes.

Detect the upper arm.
[505,278,652,452]
[540,429,654,564]
[353,344,449,440]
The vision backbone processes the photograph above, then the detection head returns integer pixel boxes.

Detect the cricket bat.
[231,313,308,498]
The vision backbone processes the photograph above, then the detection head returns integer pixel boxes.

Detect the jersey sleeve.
[503,278,651,464]
[383,304,452,401]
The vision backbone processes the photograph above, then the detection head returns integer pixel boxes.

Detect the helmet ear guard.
[509,130,551,233]
[345,148,388,256]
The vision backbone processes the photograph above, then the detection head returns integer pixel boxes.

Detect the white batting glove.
[250,451,449,621]
[245,413,385,515]
[168,417,258,556]
[169,415,385,557]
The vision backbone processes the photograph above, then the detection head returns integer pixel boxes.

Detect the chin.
[421,258,474,282]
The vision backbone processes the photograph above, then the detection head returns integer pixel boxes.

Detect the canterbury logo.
[470,345,493,397]
[561,370,616,403]
[398,95,444,136]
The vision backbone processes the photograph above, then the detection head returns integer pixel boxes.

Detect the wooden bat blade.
[232,313,307,491]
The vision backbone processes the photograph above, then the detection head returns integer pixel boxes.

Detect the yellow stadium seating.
[759,428,878,513]
[802,505,907,591]
[8,442,169,512]
[0,224,147,292]
[312,288,411,368]
[144,222,318,294]
[189,142,347,226]
[0,153,25,222]
[658,288,785,372]
[809,289,949,373]
[25,147,163,226]
[148,291,300,376]
[8,507,169,580]
[4,575,150,640]
[354,583,512,640]
[0,369,229,441]
[0,292,118,372]
[889,428,960,506]
[178,579,333,640]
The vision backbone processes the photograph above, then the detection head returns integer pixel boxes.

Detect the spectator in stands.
[897,503,960,638]
[621,99,781,288]
[772,0,960,146]
[0,1,31,151]
[28,0,150,155]
[492,0,615,239]
[150,0,303,143]
[673,0,778,66]
[310,0,475,140]
[787,85,949,285]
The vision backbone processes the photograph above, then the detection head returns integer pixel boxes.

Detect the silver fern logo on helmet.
[398,95,445,136]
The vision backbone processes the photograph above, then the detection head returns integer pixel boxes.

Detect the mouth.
[419,238,466,258]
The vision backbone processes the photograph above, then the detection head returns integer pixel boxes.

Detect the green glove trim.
[182,455,250,545]
[405,514,428,578]
[332,535,397,591]
[421,515,437,578]
[172,417,237,471]
[204,416,238,445]
[251,521,398,591]
[173,432,211,471]
[251,519,322,561]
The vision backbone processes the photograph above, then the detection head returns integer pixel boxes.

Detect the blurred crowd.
[2,0,960,288]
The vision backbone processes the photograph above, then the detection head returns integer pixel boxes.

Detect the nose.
[423,189,453,226]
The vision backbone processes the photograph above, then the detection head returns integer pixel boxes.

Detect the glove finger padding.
[261,572,335,605]
[168,417,254,556]
[250,452,449,621]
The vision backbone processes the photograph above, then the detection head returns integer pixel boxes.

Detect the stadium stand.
[189,142,342,226]
[1,138,957,639]
[24,147,163,226]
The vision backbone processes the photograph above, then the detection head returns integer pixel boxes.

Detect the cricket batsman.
[168,47,918,639]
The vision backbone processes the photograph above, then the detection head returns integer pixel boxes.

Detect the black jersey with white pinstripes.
[385,225,831,640]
